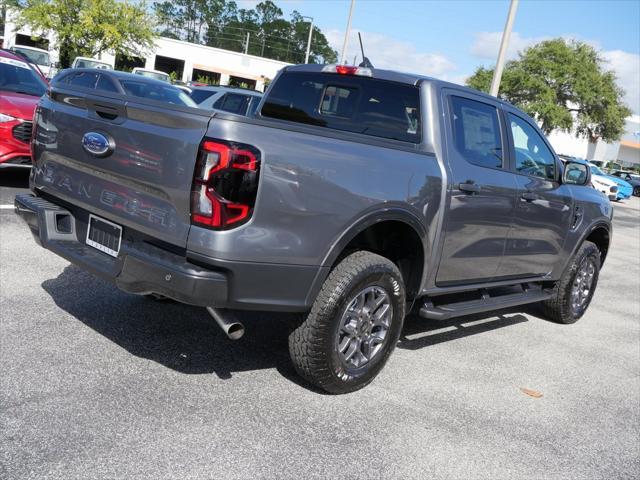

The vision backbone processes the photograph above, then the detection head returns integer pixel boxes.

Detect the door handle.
[521,191,539,202]
[458,182,481,194]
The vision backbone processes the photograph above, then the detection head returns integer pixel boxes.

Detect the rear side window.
[96,74,118,93]
[190,89,218,104]
[213,93,251,115]
[261,72,421,143]
[66,71,99,89]
[119,80,197,107]
[450,96,503,169]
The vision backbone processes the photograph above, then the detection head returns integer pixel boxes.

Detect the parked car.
[71,56,113,70]
[190,85,263,116]
[54,69,196,107]
[131,67,171,83]
[10,45,53,77]
[560,156,617,201]
[611,170,640,196]
[588,163,632,200]
[16,63,612,394]
[0,49,48,168]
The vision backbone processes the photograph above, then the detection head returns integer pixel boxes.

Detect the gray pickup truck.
[16,65,613,393]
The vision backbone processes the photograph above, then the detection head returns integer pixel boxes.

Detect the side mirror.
[563,161,590,186]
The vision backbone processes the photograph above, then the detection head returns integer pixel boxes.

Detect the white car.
[11,45,53,77]
[589,168,618,201]
[71,56,113,70]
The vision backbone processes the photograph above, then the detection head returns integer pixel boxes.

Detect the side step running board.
[419,286,552,321]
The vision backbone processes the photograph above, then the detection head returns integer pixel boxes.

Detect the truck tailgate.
[31,89,212,248]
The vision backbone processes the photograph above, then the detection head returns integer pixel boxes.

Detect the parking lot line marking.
[0,205,15,209]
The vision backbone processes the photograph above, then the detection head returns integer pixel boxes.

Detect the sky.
[239,0,640,114]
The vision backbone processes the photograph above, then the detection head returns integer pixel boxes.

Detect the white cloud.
[602,50,640,115]
[471,31,549,60]
[325,29,456,78]
[471,32,640,114]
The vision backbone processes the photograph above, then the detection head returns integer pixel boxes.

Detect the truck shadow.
[41,265,302,382]
[42,265,536,387]
[398,310,531,351]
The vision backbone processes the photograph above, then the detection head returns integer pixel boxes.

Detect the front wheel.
[634,186,640,197]
[542,241,600,324]
[289,251,406,394]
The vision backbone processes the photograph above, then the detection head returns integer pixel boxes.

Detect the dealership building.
[548,115,640,168]
[1,9,290,91]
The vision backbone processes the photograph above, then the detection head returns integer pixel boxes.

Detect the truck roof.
[286,64,514,109]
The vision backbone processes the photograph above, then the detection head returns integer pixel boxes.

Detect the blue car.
[589,164,633,200]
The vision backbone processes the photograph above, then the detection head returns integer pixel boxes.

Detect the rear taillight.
[191,139,260,229]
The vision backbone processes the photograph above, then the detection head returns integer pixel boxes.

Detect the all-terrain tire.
[289,251,406,394]
[542,241,600,324]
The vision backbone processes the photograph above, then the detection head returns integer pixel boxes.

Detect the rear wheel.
[289,251,406,394]
[634,186,640,197]
[542,241,600,324]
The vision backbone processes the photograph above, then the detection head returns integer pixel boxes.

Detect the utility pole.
[244,32,250,55]
[304,17,314,64]
[490,0,519,96]
[340,0,356,64]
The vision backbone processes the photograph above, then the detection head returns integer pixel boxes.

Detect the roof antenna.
[358,32,374,68]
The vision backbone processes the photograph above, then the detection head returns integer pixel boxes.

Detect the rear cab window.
[261,72,421,143]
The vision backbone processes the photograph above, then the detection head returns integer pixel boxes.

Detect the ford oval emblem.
[82,132,113,157]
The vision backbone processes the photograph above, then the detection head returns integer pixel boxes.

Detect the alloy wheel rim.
[571,258,596,314]
[335,286,393,370]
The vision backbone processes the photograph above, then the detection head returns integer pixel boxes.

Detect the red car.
[0,49,48,168]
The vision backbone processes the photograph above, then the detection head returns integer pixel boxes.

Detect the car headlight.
[0,113,18,123]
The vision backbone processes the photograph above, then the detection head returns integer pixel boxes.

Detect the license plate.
[86,214,122,257]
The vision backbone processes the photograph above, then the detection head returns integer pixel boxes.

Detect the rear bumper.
[15,193,325,311]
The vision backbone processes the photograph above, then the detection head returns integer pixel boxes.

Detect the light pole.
[490,0,519,97]
[340,0,356,64]
[302,16,314,64]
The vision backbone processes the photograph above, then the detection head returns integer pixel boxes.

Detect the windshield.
[75,59,112,70]
[590,166,605,176]
[135,70,170,82]
[0,56,48,97]
[13,47,50,67]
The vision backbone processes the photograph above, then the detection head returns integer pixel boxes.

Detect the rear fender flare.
[320,208,428,268]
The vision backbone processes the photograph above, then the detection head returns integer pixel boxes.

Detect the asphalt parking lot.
[1,168,638,480]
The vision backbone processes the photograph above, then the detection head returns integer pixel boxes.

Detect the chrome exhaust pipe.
[206,307,245,340]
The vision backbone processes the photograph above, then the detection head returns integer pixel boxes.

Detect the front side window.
[261,72,421,143]
[450,96,503,169]
[509,113,557,180]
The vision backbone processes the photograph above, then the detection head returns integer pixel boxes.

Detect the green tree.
[467,38,631,143]
[15,0,156,68]
[154,0,337,64]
